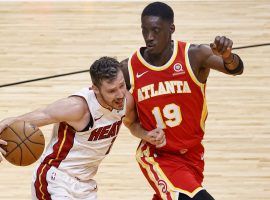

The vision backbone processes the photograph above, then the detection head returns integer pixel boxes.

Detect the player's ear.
[92,84,100,94]
[170,23,175,34]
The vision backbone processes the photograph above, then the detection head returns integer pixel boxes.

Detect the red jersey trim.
[34,164,51,200]
[136,143,204,198]
[136,40,178,71]
[128,56,135,94]
[184,43,205,90]
[34,123,76,199]
[184,43,208,132]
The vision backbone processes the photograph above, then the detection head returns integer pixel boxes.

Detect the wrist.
[142,130,150,141]
[223,53,234,64]
[224,54,244,74]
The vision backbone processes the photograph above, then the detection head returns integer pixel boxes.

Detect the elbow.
[123,120,131,130]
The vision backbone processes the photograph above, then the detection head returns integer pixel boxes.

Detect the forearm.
[126,121,148,140]
[0,108,55,128]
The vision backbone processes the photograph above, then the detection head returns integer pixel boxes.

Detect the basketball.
[0,121,45,166]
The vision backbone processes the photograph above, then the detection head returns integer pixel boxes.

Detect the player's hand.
[145,128,166,148]
[0,123,8,134]
[0,122,9,159]
[0,139,7,162]
[0,117,16,134]
[210,36,233,61]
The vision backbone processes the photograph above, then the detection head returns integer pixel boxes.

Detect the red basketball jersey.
[128,41,208,153]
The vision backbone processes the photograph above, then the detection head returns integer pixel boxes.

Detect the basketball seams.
[8,126,24,143]
[1,121,45,166]
[6,143,23,165]
[23,121,43,144]
[18,145,23,166]
[4,127,24,157]
[8,126,40,160]
[4,140,21,157]
[26,129,44,145]
[9,124,43,145]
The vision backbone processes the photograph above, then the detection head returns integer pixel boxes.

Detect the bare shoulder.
[189,44,212,60]
[120,58,131,90]
[189,44,214,69]
[66,96,89,115]
[63,96,90,129]
[120,58,129,69]
[125,91,135,111]
[123,91,137,127]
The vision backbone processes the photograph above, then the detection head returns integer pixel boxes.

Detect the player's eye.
[142,28,148,35]
[120,84,125,89]
[153,28,160,33]
[108,89,116,94]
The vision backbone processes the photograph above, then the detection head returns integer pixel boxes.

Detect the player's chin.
[113,101,124,110]
[147,47,161,55]
[146,46,156,54]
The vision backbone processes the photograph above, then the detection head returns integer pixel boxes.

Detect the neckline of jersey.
[136,40,178,71]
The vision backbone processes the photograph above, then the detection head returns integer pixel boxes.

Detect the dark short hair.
[90,56,121,87]
[141,2,174,23]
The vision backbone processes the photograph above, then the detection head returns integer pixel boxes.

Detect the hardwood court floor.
[0,1,269,200]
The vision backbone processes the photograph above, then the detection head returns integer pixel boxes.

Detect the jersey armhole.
[69,95,94,132]
[127,55,135,94]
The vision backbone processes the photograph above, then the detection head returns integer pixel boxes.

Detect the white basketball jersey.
[38,87,126,181]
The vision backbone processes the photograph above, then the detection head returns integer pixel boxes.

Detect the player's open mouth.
[147,43,155,49]
[115,100,124,106]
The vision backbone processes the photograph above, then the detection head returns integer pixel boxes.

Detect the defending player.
[120,2,244,200]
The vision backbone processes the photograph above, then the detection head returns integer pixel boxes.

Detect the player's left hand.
[145,127,166,148]
[210,36,233,60]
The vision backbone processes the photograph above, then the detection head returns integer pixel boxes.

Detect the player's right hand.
[0,119,10,161]
[0,118,15,134]
[145,127,166,148]
[0,139,7,162]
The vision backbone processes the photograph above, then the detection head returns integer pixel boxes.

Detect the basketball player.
[120,2,244,200]
[0,56,166,199]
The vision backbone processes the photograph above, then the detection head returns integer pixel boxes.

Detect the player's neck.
[95,93,113,111]
[145,41,173,67]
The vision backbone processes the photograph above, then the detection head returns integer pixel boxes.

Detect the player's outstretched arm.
[123,92,166,148]
[0,96,88,160]
[196,36,244,75]
[0,96,88,134]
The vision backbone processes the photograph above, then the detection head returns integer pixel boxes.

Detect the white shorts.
[31,165,97,200]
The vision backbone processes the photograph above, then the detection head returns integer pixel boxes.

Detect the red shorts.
[136,141,205,199]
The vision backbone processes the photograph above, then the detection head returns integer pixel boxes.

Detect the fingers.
[146,128,166,148]
[211,36,233,57]
[0,139,7,146]
[0,139,7,156]
[0,148,6,156]
[156,134,166,148]
[154,128,164,141]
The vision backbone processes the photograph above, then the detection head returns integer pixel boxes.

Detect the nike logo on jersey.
[94,114,104,121]
[136,71,149,78]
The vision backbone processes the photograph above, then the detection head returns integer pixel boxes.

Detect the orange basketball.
[0,121,45,166]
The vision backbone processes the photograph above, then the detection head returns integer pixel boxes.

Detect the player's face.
[141,16,174,55]
[96,70,126,110]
